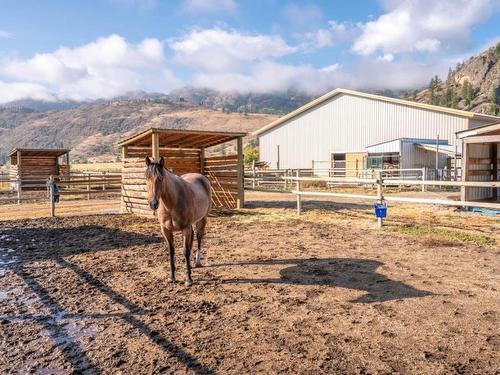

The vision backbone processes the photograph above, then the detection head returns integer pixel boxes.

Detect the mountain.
[0,99,277,163]
[169,87,315,114]
[406,42,500,115]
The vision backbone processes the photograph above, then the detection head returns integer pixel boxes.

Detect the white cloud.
[171,28,297,72]
[304,21,358,49]
[0,30,12,38]
[0,81,55,103]
[180,0,237,14]
[191,60,341,94]
[0,35,180,102]
[353,0,495,56]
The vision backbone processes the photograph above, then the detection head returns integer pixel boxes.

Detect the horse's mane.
[145,163,164,180]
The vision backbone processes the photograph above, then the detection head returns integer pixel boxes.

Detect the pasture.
[0,192,499,374]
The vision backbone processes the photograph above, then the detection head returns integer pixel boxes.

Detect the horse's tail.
[199,175,212,210]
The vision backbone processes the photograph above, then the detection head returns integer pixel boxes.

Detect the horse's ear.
[145,156,151,166]
[159,156,164,167]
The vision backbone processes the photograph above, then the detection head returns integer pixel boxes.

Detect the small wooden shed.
[9,148,70,191]
[118,128,246,215]
[457,122,499,202]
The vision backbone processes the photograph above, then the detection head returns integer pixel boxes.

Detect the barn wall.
[400,141,448,170]
[259,93,470,169]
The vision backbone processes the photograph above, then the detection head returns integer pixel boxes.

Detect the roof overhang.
[9,148,70,158]
[254,88,500,136]
[118,128,247,149]
[415,143,457,156]
[456,122,500,139]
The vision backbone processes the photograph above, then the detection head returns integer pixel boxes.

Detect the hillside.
[0,100,277,163]
[407,43,500,114]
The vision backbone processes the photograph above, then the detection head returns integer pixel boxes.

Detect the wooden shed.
[457,122,499,202]
[118,128,246,215]
[9,148,70,191]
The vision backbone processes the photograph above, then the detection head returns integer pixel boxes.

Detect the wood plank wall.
[121,149,240,215]
[10,155,59,190]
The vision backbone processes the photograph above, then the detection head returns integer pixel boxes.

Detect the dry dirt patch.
[0,201,498,374]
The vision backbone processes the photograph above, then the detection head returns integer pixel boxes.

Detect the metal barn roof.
[254,88,500,136]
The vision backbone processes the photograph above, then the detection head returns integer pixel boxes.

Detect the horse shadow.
[219,258,433,303]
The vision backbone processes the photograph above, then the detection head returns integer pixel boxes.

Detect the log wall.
[121,150,241,215]
[10,155,60,190]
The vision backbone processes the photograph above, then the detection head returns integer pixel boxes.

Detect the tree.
[444,87,454,108]
[428,75,442,105]
[243,144,259,165]
[490,87,499,115]
[462,80,474,107]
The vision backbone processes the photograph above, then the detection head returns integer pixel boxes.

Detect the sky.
[0,0,499,103]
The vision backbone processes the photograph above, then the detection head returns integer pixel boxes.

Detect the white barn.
[255,88,499,175]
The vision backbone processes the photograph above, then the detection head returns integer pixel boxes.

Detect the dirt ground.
[0,192,499,374]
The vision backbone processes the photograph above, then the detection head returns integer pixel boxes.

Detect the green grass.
[385,224,495,247]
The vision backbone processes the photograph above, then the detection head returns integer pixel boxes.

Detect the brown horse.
[145,156,212,286]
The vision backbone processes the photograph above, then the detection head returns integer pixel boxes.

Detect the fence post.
[296,169,301,215]
[17,178,22,205]
[102,172,106,191]
[376,171,384,228]
[252,160,256,190]
[87,173,91,200]
[284,169,288,190]
[422,167,427,192]
[48,175,55,218]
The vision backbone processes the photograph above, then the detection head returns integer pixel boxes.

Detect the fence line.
[287,172,499,225]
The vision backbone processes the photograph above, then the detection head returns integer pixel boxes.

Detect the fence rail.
[0,172,122,210]
[287,171,499,226]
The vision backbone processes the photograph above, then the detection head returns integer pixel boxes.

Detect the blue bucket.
[374,202,387,218]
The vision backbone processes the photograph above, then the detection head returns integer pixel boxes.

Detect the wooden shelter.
[9,148,70,191]
[457,122,500,202]
[118,128,246,215]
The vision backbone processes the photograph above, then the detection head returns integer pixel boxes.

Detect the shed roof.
[254,88,500,136]
[456,122,500,139]
[118,128,247,149]
[9,148,70,157]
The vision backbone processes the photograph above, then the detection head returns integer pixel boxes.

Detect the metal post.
[376,171,384,228]
[435,134,440,180]
[422,167,426,192]
[296,169,301,215]
[49,175,55,217]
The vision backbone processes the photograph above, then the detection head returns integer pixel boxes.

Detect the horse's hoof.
[167,277,176,283]
[194,262,202,268]
[185,280,193,287]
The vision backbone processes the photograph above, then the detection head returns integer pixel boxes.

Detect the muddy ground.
[0,194,499,374]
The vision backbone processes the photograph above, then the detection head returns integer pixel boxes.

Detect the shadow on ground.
[215,257,433,303]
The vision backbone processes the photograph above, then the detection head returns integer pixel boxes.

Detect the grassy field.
[71,162,122,172]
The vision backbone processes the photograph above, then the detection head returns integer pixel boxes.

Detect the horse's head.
[145,156,164,210]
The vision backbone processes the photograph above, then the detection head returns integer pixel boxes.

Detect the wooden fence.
[287,171,499,226]
[244,166,427,191]
[1,172,121,209]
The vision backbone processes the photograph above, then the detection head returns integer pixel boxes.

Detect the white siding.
[400,142,448,170]
[366,139,401,153]
[259,93,469,169]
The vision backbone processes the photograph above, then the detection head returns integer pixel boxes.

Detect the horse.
[145,156,212,286]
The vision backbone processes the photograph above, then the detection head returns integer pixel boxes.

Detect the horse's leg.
[182,227,194,286]
[161,226,176,283]
[194,217,207,268]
